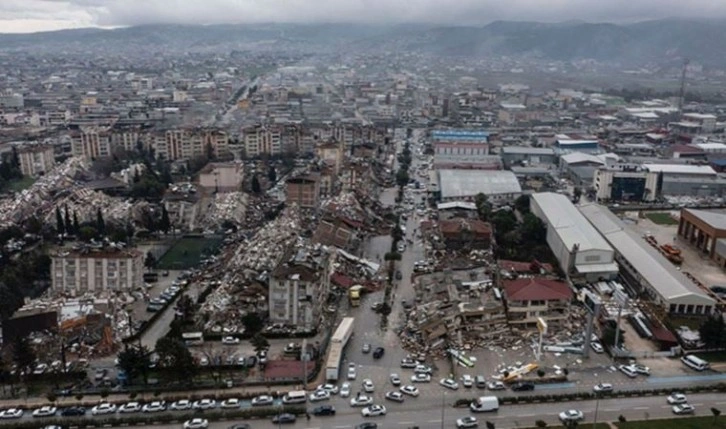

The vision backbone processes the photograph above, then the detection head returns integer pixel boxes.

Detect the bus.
[182,332,204,346]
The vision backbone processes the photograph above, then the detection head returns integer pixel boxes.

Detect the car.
[414,364,433,374]
[246,356,258,367]
[373,347,385,359]
[119,402,142,413]
[142,401,166,413]
[91,403,117,415]
[511,382,535,391]
[350,395,374,407]
[487,381,506,390]
[236,356,246,366]
[385,391,405,402]
[340,382,351,398]
[461,374,474,388]
[559,410,584,422]
[0,408,23,419]
[440,378,459,390]
[456,416,479,428]
[32,406,57,418]
[317,383,339,394]
[362,343,372,353]
[355,423,378,429]
[395,271,403,280]
[400,385,420,397]
[390,373,401,386]
[227,425,251,429]
[673,404,695,415]
[221,398,241,409]
[590,342,605,353]
[312,405,336,416]
[170,400,192,411]
[61,407,86,417]
[222,336,240,345]
[94,368,107,380]
[593,383,614,393]
[667,393,688,404]
[193,399,217,410]
[183,418,209,429]
[283,343,301,354]
[632,364,651,376]
[411,373,431,383]
[400,358,418,368]
[257,350,268,365]
[272,413,297,424]
[309,389,331,402]
[251,395,274,406]
[619,365,638,378]
[362,379,375,393]
[33,363,49,375]
[361,404,387,417]
[348,363,358,380]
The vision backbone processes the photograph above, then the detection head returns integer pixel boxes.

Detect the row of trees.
[699,314,726,349]
[0,147,22,189]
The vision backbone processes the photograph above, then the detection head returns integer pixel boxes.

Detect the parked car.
[222,336,240,345]
[350,395,374,407]
[440,378,459,390]
[461,374,474,388]
[251,395,274,406]
[400,358,417,368]
[400,385,420,397]
[309,389,331,402]
[373,347,385,359]
[385,391,405,403]
[348,362,358,380]
[312,405,336,416]
[390,373,401,386]
[192,399,216,410]
[618,365,638,378]
[414,365,433,374]
[672,404,695,415]
[361,404,387,417]
[362,343,371,353]
[32,406,57,418]
[593,383,613,393]
[632,364,651,376]
[487,381,506,390]
[667,393,688,404]
[590,342,604,354]
[559,410,584,422]
[0,408,23,419]
[91,403,117,415]
[363,379,375,393]
[119,402,142,413]
[317,383,339,394]
[340,382,351,398]
[183,418,209,429]
[355,423,378,429]
[170,400,192,411]
[220,398,241,409]
[456,416,479,428]
[272,413,297,424]
[511,382,535,391]
[411,373,431,383]
[60,407,86,417]
[142,401,166,413]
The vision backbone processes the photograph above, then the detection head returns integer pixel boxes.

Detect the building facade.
[503,278,573,327]
[593,168,659,202]
[286,176,320,208]
[16,144,55,177]
[51,246,144,295]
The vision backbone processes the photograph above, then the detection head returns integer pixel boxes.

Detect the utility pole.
[440,392,446,429]
[592,392,601,428]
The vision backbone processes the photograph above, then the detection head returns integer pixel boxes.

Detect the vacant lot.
[157,236,223,269]
[618,416,726,429]
[645,212,679,226]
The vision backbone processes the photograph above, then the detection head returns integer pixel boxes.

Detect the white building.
[530,192,618,281]
[437,169,521,202]
[16,144,56,177]
[51,246,144,295]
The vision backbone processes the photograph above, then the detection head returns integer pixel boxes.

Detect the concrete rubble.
[201,191,249,226]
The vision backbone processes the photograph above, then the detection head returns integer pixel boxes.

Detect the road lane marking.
[428,419,441,422]
[335,426,352,428]
[717,402,726,405]
[399,422,416,425]
[634,407,649,410]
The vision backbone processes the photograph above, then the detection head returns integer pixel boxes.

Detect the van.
[681,355,710,371]
[475,376,487,389]
[282,390,307,404]
[470,396,499,412]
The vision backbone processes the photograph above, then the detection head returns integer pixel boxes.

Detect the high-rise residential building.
[51,246,144,295]
[16,144,56,177]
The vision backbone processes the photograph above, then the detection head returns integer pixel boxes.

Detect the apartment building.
[502,277,573,327]
[243,125,282,157]
[70,127,113,158]
[16,144,55,177]
[285,176,320,208]
[268,246,335,330]
[51,246,144,295]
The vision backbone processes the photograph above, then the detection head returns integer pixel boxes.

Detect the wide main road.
[21,392,726,429]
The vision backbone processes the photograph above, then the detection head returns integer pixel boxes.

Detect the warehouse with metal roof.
[437,169,522,202]
[529,192,618,281]
[579,203,715,315]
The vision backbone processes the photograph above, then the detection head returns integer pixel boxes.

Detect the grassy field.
[645,212,679,225]
[2,176,36,192]
[157,236,223,270]
[617,416,726,429]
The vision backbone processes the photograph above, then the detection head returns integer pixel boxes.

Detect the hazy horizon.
[3,0,726,34]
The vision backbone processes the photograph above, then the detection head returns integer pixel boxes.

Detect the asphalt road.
[14,392,726,429]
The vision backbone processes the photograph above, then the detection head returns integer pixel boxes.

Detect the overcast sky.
[2,0,726,33]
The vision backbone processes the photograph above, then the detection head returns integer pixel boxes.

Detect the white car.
[673,404,695,415]
[390,373,402,386]
[385,391,405,402]
[170,399,192,411]
[119,402,142,413]
[590,342,604,354]
[487,381,506,390]
[456,416,478,428]
[363,379,375,393]
[618,364,638,378]
[251,395,274,406]
[309,390,331,402]
[222,336,240,345]
[317,383,339,394]
[192,399,216,410]
[667,393,688,404]
[593,383,613,393]
[559,410,584,422]
[220,398,241,409]
[142,401,166,413]
[350,395,374,407]
[461,374,474,388]
[33,363,48,375]
[0,408,23,419]
[91,403,117,415]
[414,365,433,374]
[348,363,357,380]
[632,364,651,376]
[411,373,431,383]
[361,404,387,417]
[340,382,351,398]
[400,385,420,397]
[183,418,209,429]
[440,378,459,390]
[32,406,57,417]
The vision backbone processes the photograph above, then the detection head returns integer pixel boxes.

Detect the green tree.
[159,205,171,234]
[474,193,492,221]
[514,194,530,214]
[72,211,80,235]
[573,187,582,202]
[144,251,157,271]
[175,294,195,322]
[521,213,546,243]
[55,206,65,235]
[491,210,517,238]
[46,392,57,403]
[117,345,151,385]
[395,168,409,188]
[64,205,71,233]
[268,166,277,183]
[241,313,264,335]
[12,336,36,376]
[699,314,725,349]
[78,225,98,242]
[250,334,270,354]
[384,252,402,261]
[535,420,547,428]
[251,175,261,194]
[96,208,106,236]
[154,337,196,385]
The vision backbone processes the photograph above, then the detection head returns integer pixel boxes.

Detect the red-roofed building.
[502,278,573,327]
[439,218,492,250]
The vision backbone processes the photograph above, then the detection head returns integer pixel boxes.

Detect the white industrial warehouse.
[437,169,522,202]
[579,204,716,315]
[530,192,619,281]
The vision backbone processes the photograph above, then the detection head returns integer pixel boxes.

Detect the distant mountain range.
[2,18,726,67]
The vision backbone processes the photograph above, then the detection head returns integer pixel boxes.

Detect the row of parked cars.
[147,283,183,312]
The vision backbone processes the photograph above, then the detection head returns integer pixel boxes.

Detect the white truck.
[325,317,355,381]
[470,396,499,413]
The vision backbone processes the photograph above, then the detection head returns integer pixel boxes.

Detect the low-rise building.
[197,162,244,193]
[439,218,492,250]
[502,277,573,327]
[286,176,320,208]
[51,245,143,295]
[437,169,522,203]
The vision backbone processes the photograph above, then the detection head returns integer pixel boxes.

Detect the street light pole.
[440,392,446,429]
[592,392,601,429]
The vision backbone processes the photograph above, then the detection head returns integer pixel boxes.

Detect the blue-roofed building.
[431,129,489,143]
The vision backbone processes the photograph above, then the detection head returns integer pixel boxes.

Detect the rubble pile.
[320,192,368,225]
[232,206,302,273]
[47,187,135,225]
[202,192,249,226]
[0,157,89,227]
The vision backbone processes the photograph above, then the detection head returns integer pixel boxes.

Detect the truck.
[470,396,499,413]
[325,317,355,381]
[349,285,363,307]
